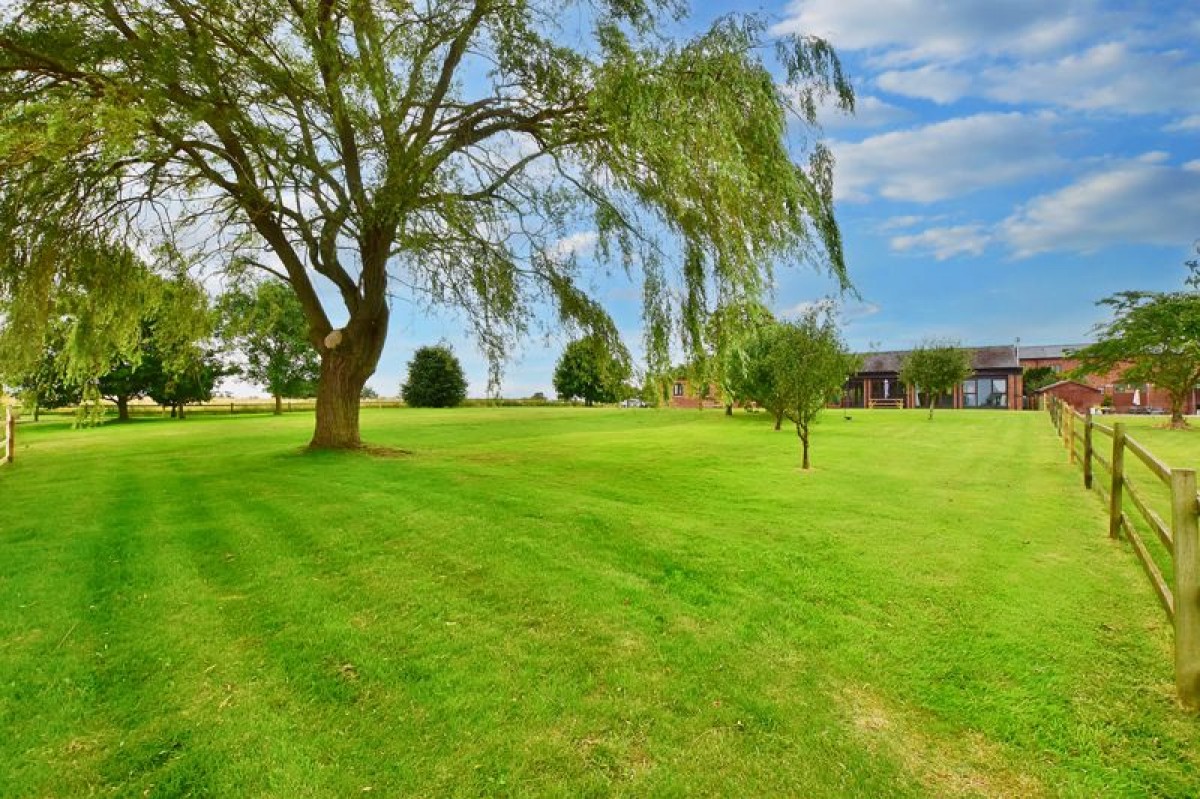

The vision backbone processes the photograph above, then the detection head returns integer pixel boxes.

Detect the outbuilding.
[1033,379,1102,413]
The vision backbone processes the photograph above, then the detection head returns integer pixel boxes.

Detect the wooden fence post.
[1083,411,1093,489]
[1066,408,1076,464]
[1170,468,1200,708]
[4,406,13,464]
[1109,422,1125,539]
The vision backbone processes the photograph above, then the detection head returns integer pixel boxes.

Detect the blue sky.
[356,0,1200,399]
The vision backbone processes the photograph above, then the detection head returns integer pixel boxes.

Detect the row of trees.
[3,273,322,423]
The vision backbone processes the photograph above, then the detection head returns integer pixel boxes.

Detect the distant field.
[2,408,1198,797]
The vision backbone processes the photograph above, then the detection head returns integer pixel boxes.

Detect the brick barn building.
[1018,344,1198,414]
[1033,379,1102,412]
[843,346,1024,410]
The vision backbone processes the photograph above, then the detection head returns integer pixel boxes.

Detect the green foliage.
[218,281,319,403]
[360,386,380,400]
[0,234,161,385]
[402,345,468,408]
[763,312,859,468]
[1071,268,1200,427]
[93,275,216,421]
[899,339,974,419]
[552,335,631,406]
[729,325,788,426]
[0,1,854,447]
[147,348,225,415]
[1022,366,1058,397]
[6,320,81,420]
[702,300,775,410]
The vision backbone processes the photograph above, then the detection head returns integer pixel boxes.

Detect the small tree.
[733,326,788,430]
[552,336,630,407]
[97,344,160,421]
[900,339,974,419]
[767,313,859,469]
[219,282,320,415]
[704,301,776,416]
[148,349,224,419]
[402,346,468,408]
[360,386,380,400]
[1071,267,1200,428]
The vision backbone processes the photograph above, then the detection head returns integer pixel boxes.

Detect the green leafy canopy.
[402,344,468,408]
[899,338,973,420]
[553,334,631,405]
[0,0,854,409]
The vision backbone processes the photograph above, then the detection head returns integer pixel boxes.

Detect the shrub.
[401,345,468,408]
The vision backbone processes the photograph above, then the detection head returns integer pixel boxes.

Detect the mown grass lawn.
[2,408,1198,797]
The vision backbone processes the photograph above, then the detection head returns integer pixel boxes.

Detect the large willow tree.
[0,0,852,448]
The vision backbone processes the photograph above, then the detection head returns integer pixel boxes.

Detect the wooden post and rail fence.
[1047,397,1200,708]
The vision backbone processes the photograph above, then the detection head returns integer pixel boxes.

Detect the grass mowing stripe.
[1,408,1198,796]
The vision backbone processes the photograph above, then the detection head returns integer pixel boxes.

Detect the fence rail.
[1046,397,1200,708]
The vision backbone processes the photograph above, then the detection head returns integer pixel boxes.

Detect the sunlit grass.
[2,408,1197,796]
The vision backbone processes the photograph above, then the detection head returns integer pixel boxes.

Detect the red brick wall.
[1021,357,1126,391]
[668,378,723,409]
[1042,382,1102,413]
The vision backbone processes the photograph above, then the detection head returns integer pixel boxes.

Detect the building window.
[963,376,1008,408]
[673,382,684,397]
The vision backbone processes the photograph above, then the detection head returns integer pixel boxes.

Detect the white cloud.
[775,2,1200,116]
[832,112,1064,203]
[876,66,973,104]
[777,298,880,323]
[810,93,913,131]
[842,301,882,322]
[879,215,927,232]
[777,298,836,319]
[890,225,992,260]
[550,231,598,259]
[1001,156,1200,256]
[981,42,1200,114]
[771,0,1103,63]
[1165,114,1200,133]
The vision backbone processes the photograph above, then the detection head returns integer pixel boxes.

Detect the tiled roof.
[1033,379,1101,394]
[1018,344,1091,360]
[857,345,1020,375]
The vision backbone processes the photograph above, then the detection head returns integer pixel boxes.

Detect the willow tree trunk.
[309,309,388,450]
[116,396,129,421]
